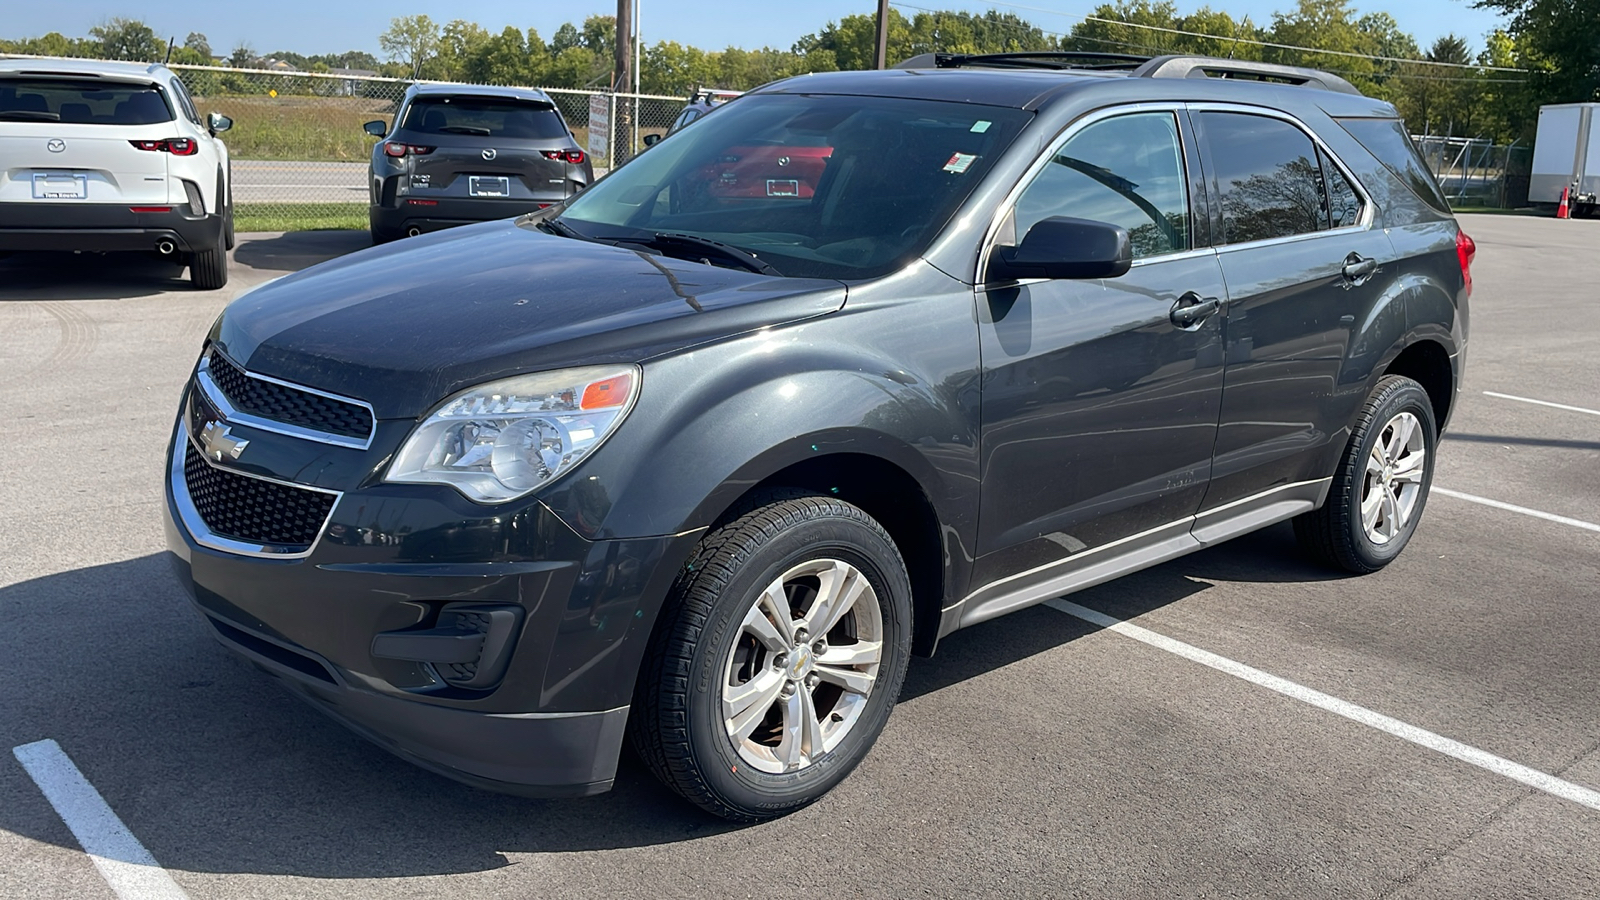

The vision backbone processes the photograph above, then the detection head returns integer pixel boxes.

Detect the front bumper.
[0,202,221,253]
[164,414,700,797]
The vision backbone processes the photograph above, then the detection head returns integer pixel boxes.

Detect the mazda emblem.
[482,148,497,161]
[47,139,66,153]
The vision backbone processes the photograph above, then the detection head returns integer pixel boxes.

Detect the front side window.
[0,79,173,125]
[1010,111,1190,259]
[556,93,1031,280]
[1202,112,1328,244]
[401,97,569,140]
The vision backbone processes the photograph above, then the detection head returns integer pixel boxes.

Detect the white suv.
[0,58,233,288]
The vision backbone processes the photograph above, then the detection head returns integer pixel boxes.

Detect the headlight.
[385,365,639,503]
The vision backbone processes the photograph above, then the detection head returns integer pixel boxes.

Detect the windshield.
[0,79,173,124]
[556,93,1030,279]
[401,97,568,139]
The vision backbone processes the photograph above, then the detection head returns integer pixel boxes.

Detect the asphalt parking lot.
[1,213,1596,899]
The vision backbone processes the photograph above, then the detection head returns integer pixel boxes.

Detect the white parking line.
[1434,487,1600,534]
[11,740,190,900]
[1483,390,1600,417]
[1045,599,1600,813]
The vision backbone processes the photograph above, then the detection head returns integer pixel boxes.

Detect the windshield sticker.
[970,120,992,133]
[943,152,977,174]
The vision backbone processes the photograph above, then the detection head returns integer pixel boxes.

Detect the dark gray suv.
[166,53,1471,822]
[364,83,593,242]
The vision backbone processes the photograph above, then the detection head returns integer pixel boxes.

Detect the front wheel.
[630,495,913,822]
[1294,375,1437,573]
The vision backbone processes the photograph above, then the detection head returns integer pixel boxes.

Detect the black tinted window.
[0,79,172,124]
[1321,149,1363,228]
[1013,112,1189,259]
[401,97,568,140]
[1202,112,1325,244]
[1336,117,1451,213]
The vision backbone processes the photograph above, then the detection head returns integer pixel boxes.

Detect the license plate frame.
[468,175,511,198]
[32,173,88,200]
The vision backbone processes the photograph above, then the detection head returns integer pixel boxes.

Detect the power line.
[886,2,1527,83]
[894,0,1527,73]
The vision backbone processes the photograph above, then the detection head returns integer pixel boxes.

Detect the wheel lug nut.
[813,639,827,655]
[805,674,820,690]
[794,628,809,644]
[780,682,797,697]
[775,653,789,668]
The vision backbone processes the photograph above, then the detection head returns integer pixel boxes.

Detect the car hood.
[214,219,847,418]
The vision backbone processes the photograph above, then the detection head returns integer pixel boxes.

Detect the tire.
[189,245,228,290]
[630,494,913,822]
[1294,375,1437,573]
[224,203,236,251]
[370,215,398,245]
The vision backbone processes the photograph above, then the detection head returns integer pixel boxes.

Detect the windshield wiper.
[0,111,59,121]
[537,217,583,239]
[620,232,782,276]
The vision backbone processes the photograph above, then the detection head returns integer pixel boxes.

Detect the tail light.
[129,138,198,156]
[542,149,586,164]
[1456,230,1476,297]
[383,143,435,158]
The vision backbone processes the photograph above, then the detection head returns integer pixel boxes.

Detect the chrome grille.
[204,351,373,441]
[182,444,337,548]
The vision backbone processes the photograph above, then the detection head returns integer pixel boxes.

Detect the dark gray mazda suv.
[166,53,1471,821]
[365,83,593,243]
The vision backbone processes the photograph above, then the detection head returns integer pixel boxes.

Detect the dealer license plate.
[32,173,87,199]
[469,176,510,198]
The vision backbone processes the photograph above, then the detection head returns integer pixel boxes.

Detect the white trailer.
[1531,103,1600,216]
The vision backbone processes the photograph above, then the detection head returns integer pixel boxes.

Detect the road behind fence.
[150,63,683,232]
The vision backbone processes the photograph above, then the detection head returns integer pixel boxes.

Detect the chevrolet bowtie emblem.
[200,420,249,461]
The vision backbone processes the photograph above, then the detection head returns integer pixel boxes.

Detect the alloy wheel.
[721,558,884,774]
[1361,411,1427,544]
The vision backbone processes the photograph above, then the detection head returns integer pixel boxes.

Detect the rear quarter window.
[1336,118,1451,214]
[400,97,568,140]
[0,79,173,125]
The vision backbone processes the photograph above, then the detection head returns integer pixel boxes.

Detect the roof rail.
[1132,55,1362,96]
[896,51,1150,71]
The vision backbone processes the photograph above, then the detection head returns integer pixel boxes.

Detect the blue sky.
[6,1,1507,58]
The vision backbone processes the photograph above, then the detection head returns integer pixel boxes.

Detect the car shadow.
[0,522,1333,878]
[0,251,189,300]
[232,230,373,272]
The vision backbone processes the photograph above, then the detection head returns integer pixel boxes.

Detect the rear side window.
[1012,111,1190,259]
[0,79,174,125]
[401,97,568,140]
[1321,149,1363,228]
[170,78,201,126]
[1336,117,1451,214]
[1201,112,1327,243]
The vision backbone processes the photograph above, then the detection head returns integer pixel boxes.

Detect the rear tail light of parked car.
[384,142,436,158]
[129,138,198,156]
[541,150,587,164]
[1456,230,1476,297]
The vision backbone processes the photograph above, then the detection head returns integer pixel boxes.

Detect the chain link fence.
[5,56,686,231]
[1413,134,1532,210]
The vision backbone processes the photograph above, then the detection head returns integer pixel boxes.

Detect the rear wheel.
[189,245,228,290]
[630,495,912,822]
[1294,375,1436,573]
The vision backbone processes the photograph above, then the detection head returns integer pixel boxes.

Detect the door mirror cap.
[642,133,662,147]
[207,113,233,134]
[987,216,1133,283]
[363,120,388,138]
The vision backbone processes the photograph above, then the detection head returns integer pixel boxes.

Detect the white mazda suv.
[0,58,233,288]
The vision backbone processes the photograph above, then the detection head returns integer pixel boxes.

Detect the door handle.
[1342,253,1379,284]
[1170,292,1222,328]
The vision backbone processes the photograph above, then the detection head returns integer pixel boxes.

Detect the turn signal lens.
[580,373,633,409]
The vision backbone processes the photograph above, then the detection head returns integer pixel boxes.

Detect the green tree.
[1476,0,1600,104]
[436,20,491,80]
[89,18,165,62]
[184,32,211,59]
[379,15,441,79]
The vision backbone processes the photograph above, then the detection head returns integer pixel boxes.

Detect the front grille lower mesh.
[183,445,337,547]
[206,352,373,440]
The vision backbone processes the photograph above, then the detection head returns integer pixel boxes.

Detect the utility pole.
[874,0,889,69]
[615,0,633,161]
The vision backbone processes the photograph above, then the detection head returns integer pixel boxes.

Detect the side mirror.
[987,216,1132,283]
[363,120,388,138]
[208,113,233,134]
[642,133,662,147]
